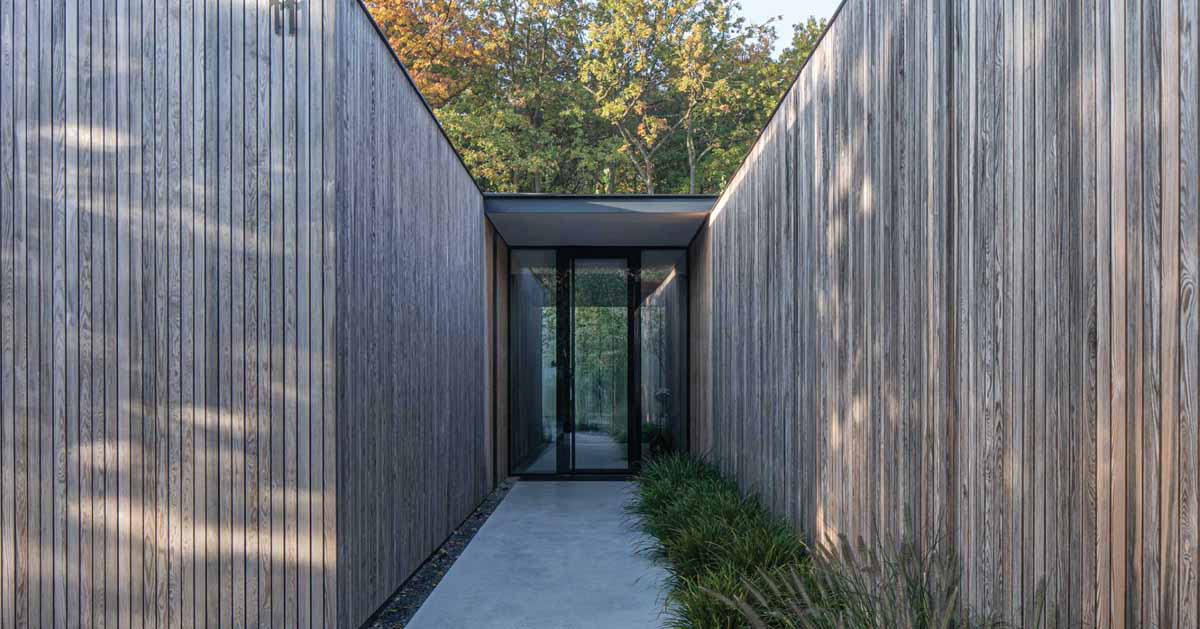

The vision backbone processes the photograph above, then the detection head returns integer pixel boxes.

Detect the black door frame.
[511,246,644,478]
[557,247,642,475]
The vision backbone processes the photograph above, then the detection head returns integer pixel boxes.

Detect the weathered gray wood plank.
[1110,0,1131,625]
[1178,2,1200,627]
[688,0,1195,623]
[229,1,247,626]
[0,0,15,621]
[1081,0,1099,625]
[239,3,260,627]
[1142,2,1164,624]
[49,0,67,624]
[132,2,150,624]
[1095,0,1114,624]
[201,0,220,621]
[254,1,274,625]
[295,0,313,622]
[1161,1,1182,626]
[320,0,338,623]
[165,0,184,622]
[10,1,30,623]
[77,0,95,619]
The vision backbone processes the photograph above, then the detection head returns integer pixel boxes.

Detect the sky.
[736,0,842,53]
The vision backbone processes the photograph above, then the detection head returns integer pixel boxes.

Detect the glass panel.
[509,250,558,474]
[572,258,630,471]
[639,250,688,459]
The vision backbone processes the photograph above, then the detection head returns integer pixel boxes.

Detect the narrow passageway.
[407,481,667,629]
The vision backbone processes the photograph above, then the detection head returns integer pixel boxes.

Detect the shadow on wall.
[1,56,338,625]
[693,0,1196,626]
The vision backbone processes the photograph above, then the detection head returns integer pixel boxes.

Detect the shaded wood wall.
[688,224,713,457]
[490,229,511,482]
[0,0,339,626]
[689,0,1199,625]
[333,1,489,626]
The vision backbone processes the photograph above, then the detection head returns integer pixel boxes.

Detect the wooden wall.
[0,0,494,627]
[695,0,951,550]
[333,1,490,626]
[688,224,713,457]
[0,0,340,626]
[689,0,1199,625]
[490,229,511,482]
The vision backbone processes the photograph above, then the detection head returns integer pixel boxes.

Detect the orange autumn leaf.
[366,0,495,107]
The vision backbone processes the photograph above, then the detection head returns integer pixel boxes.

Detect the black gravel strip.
[365,480,516,628]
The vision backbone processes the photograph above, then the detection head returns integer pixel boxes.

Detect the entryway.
[507,248,689,477]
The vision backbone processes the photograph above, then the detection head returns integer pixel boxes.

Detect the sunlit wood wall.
[689,0,1199,625]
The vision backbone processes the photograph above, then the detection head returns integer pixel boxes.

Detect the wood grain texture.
[694,0,951,550]
[0,0,15,625]
[688,222,713,458]
[1179,3,1199,629]
[494,237,510,482]
[1,1,493,627]
[331,1,489,626]
[0,0,339,624]
[689,0,1198,623]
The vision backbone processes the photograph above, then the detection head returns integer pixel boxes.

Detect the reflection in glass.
[639,250,688,460]
[507,248,688,475]
[509,250,558,474]
[572,259,630,471]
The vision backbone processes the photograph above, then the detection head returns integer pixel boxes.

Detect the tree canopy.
[366,0,827,194]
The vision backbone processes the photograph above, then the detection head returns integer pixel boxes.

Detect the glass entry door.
[568,256,636,472]
[509,248,687,476]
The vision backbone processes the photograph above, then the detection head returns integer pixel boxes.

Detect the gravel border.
[366,480,516,628]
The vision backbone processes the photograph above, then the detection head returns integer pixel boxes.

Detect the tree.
[579,0,701,193]
[369,0,832,194]
[670,1,776,192]
[438,0,622,192]
[778,16,828,80]
[367,0,495,107]
[687,14,827,192]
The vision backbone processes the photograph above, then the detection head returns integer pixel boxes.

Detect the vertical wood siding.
[332,1,489,626]
[690,0,1199,624]
[687,223,713,457]
[492,231,510,482]
[695,0,951,547]
[1,0,493,626]
[0,0,341,626]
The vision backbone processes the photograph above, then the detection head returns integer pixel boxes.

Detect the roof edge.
[485,194,718,216]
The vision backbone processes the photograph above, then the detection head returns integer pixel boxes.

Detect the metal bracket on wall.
[271,0,301,36]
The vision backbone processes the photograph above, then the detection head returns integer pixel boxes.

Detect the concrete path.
[407,481,668,629]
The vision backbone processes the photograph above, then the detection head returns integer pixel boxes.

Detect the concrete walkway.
[407,481,668,629]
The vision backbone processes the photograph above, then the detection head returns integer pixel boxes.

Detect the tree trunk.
[686,131,697,194]
[644,160,655,194]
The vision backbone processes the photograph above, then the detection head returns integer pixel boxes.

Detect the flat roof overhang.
[484,193,717,247]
